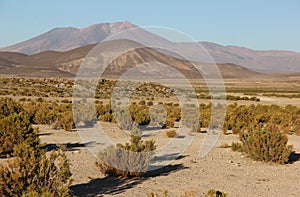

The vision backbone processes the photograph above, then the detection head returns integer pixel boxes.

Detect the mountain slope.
[201,42,300,73]
[0,40,267,79]
[1,21,136,55]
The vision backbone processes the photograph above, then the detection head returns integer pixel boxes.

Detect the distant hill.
[1,21,300,74]
[1,21,136,55]
[200,42,300,73]
[0,40,267,79]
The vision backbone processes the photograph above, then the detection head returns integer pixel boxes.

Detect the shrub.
[205,189,227,197]
[0,144,72,197]
[95,104,106,117]
[138,100,146,105]
[33,104,57,125]
[164,118,175,128]
[73,100,97,126]
[99,112,113,122]
[132,106,151,126]
[147,101,154,106]
[113,109,134,130]
[56,111,75,131]
[166,130,177,138]
[61,99,71,104]
[0,97,23,119]
[0,114,39,156]
[230,142,243,152]
[96,130,156,177]
[240,125,293,164]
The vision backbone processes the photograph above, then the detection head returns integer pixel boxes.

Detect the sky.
[0,0,300,51]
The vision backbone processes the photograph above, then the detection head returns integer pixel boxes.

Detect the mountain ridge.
[0,40,269,79]
[1,21,300,73]
[1,21,137,55]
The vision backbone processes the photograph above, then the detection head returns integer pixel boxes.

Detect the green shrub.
[0,114,39,156]
[0,144,72,197]
[230,142,243,152]
[240,125,293,164]
[96,130,156,177]
[56,111,75,131]
[166,130,177,138]
[33,104,57,125]
[165,118,175,128]
[99,112,113,122]
[132,106,151,126]
[0,97,23,119]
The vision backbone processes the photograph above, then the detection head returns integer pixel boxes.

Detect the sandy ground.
[35,123,300,197]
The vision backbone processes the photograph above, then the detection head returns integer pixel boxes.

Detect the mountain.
[169,42,300,73]
[0,40,267,79]
[1,21,300,73]
[200,42,300,73]
[1,21,136,55]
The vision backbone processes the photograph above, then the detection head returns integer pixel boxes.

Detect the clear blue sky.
[1,0,300,51]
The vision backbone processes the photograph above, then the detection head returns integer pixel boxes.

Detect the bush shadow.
[41,142,94,152]
[70,163,187,196]
[288,151,300,164]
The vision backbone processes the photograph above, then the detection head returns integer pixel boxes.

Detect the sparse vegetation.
[166,130,177,138]
[239,125,293,164]
[96,129,156,177]
[0,98,40,156]
[230,142,243,152]
[0,114,40,156]
[0,96,72,196]
[0,77,300,196]
[224,104,300,135]
[0,144,72,197]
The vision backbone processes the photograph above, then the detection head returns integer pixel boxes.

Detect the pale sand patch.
[36,124,300,196]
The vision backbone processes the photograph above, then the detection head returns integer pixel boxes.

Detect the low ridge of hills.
[0,39,268,79]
